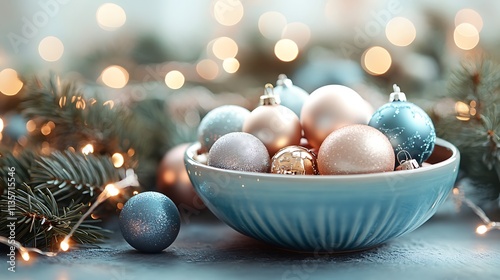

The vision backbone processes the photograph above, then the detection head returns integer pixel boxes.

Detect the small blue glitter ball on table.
[368,84,436,165]
[119,191,180,253]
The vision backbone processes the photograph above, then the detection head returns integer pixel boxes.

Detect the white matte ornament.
[208,132,270,173]
[300,85,372,149]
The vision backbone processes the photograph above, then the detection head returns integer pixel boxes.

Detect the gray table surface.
[3,199,500,280]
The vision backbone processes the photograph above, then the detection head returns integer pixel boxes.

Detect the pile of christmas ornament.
[197,74,436,175]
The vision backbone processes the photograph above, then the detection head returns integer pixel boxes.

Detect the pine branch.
[0,149,34,195]
[29,150,125,205]
[0,184,107,251]
[20,74,147,158]
[437,57,500,200]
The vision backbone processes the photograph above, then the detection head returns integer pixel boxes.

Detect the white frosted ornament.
[300,85,373,149]
[197,105,250,152]
[243,84,302,156]
[273,74,309,118]
[208,132,270,173]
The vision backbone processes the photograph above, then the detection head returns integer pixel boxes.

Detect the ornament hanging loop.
[260,83,280,105]
[277,74,293,88]
[396,150,420,171]
[390,84,407,102]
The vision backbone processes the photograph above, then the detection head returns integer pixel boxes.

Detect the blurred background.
[0,0,497,196]
[0,0,493,97]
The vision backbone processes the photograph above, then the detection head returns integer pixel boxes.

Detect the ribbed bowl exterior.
[185,138,460,252]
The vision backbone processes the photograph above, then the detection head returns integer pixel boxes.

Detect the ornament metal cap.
[389,84,407,102]
[395,150,420,171]
[276,74,293,88]
[260,83,281,106]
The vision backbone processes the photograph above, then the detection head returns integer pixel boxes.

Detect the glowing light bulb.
[476,225,488,235]
[60,240,70,251]
[105,184,120,196]
[385,17,416,47]
[38,36,64,62]
[455,8,483,32]
[96,3,126,31]
[222,57,240,73]
[112,153,124,168]
[362,46,392,75]
[21,250,30,261]
[100,65,129,89]
[454,23,479,50]
[212,37,238,60]
[164,70,185,89]
[196,59,219,80]
[274,39,299,62]
[212,0,244,26]
[82,144,94,155]
[26,120,36,132]
[0,68,23,96]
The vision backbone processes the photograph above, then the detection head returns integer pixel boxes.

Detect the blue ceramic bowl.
[185,138,460,252]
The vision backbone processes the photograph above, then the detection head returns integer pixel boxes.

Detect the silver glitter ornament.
[208,132,270,173]
[119,191,180,253]
[197,105,251,152]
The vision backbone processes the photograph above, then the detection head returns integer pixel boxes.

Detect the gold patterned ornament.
[271,146,319,175]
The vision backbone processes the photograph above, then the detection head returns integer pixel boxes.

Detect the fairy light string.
[0,169,139,261]
[453,186,500,235]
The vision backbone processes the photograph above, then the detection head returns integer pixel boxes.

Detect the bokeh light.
[38,36,64,62]
[101,65,129,88]
[81,144,94,155]
[165,70,185,89]
[213,0,244,26]
[455,8,483,32]
[281,22,311,49]
[222,57,240,73]
[196,59,219,80]
[212,37,238,60]
[96,3,126,30]
[274,39,299,62]
[362,46,392,75]
[454,23,479,50]
[258,11,287,40]
[385,17,416,47]
[0,118,3,133]
[0,68,23,96]
[26,120,36,132]
[112,153,124,168]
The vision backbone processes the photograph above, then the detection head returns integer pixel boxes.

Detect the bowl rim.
[185,137,459,180]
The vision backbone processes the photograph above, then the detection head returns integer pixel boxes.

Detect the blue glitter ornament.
[119,191,180,253]
[368,85,436,165]
[197,105,250,152]
[273,74,309,118]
